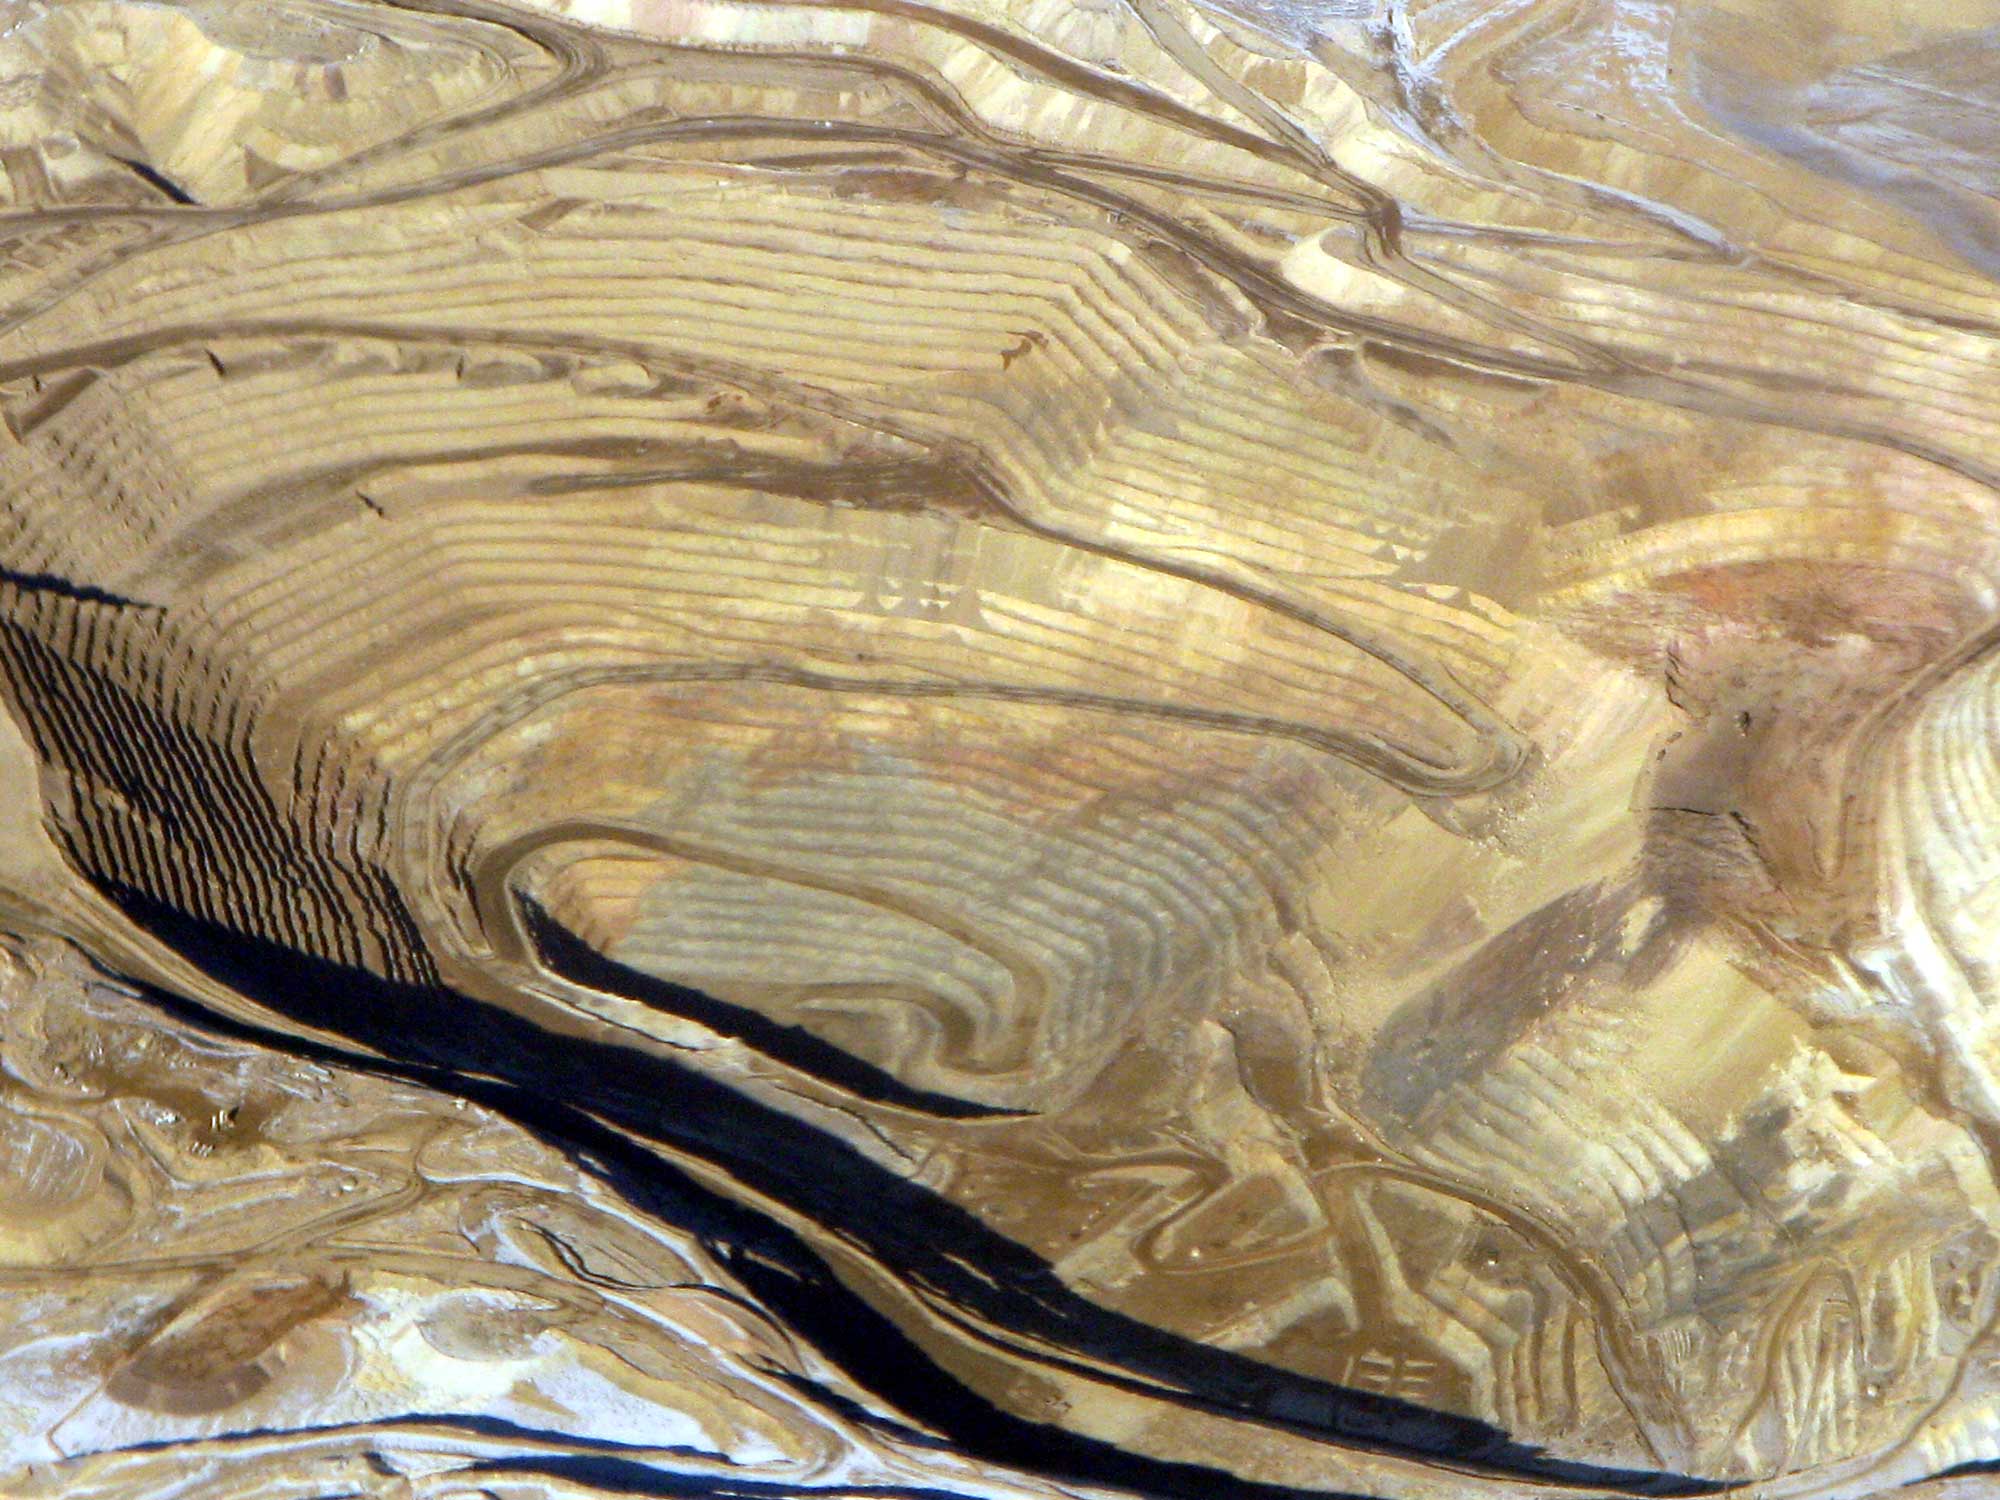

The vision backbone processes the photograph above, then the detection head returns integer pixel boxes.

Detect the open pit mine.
[1,1,1999,1497]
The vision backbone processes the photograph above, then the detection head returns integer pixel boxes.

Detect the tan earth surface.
[1,0,2000,1496]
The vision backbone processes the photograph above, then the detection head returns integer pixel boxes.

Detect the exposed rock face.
[0,0,1998,1496]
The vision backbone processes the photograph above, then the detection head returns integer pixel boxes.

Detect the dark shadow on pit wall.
[105,883,1723,1500]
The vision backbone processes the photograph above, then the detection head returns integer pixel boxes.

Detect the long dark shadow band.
[102,884,1723,1500]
